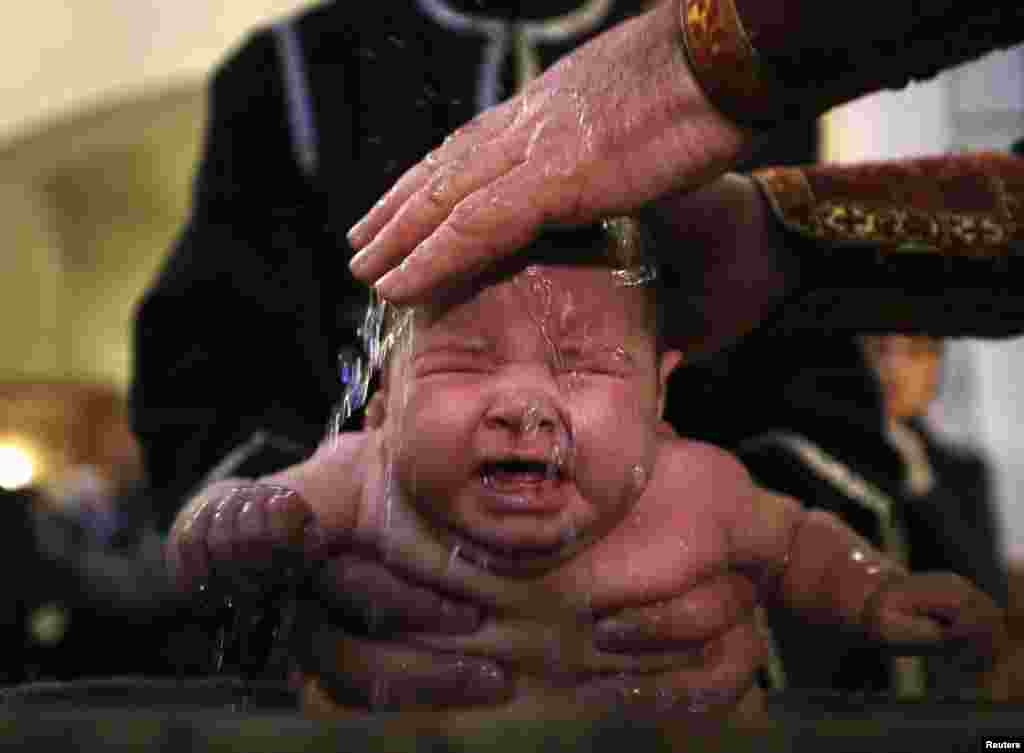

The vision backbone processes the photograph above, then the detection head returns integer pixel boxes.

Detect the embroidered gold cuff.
[679,0,783,129]
[752,157,1024,260]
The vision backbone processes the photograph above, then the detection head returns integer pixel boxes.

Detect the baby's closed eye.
[556,345,634,377]
[413,351,495,377]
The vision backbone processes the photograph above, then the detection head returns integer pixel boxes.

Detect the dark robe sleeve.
[683,0,1024,127]
[130,30,339,531]
[751,152,1024,338]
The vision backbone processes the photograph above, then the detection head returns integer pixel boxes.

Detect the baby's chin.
[441,480,595,576]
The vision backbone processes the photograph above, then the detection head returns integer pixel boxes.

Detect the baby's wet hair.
[519,217,667,353]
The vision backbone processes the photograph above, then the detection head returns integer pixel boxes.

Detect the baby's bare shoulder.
[652,433,754,492]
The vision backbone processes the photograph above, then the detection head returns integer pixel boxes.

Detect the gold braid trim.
[753,154,1024,260]
[679,0,777,129]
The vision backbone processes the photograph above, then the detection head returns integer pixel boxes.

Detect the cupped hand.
[347,0,749,304]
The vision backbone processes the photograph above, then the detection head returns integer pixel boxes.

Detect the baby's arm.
[167,431,375,594]
[729,488,1006,661]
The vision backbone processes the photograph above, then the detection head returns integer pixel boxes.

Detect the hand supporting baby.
[862,571,1008,669]
[166,428,764,718]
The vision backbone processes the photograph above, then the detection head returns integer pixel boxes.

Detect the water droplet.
[522,402,542,435]
[565,369,582,392]
[610,264,658,288]
[447,544,462,571]
[631,464,648,494]
[550,442,573,480]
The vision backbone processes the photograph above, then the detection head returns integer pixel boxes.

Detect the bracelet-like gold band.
[679,0,780,129]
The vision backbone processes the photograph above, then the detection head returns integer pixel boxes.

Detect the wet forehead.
[417,264,651,349]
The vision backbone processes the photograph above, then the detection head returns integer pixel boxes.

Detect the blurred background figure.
[700,328,1006,697]
[861,335,1006,601]
[862,334,1008,693]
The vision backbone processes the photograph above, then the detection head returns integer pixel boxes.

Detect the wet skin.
[170,262,1007,720]
[280,260,1006,723]
[380,263,681,575]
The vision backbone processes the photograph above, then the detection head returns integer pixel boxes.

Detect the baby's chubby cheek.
[565,394,660,529]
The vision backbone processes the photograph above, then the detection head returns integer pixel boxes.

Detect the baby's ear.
[363,391,388,428]
[656,350,684,419]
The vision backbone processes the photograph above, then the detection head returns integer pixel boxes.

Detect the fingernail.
[374,269,402,301]
[348,217,371,249]
[349,244,372,275]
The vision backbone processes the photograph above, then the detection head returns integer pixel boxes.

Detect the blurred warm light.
[0,442,37,490]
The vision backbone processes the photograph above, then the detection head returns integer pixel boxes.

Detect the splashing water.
[549,441,574,481]
[516,266,566,374]
[328,289,415,441]
[522,402,543,436]
[610,264,658,288]
[447,544,462,572]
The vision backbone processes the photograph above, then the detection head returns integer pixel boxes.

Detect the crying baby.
[263,218,1005,735]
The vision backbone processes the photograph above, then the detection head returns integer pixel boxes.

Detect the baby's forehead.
[419,263,648,340]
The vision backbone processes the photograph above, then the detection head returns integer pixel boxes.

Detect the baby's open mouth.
[480,458,563,487]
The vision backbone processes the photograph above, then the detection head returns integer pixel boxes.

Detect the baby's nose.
[483,391,566,439]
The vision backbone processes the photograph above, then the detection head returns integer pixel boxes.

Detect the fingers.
[347,104,518,257]
[349,134,527,287]
[308,628,509,711]
[167,482,321,594]
[594,572,757,653]
[370,161,573,303]
[868,572,1010,666]
[321,554,483,635]
[577,617,764,722]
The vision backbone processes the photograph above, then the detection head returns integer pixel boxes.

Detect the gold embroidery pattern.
[811,204,1011,258]
[754,166,1021,260]
[680,0,770,128]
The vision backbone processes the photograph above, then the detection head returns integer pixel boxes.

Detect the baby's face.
[376,263,680,575]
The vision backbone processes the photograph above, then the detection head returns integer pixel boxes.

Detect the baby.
[176,220,1006,734]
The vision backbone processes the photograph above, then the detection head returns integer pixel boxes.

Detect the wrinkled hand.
[308,570,762,718]
[863,571,1009,670]
[347,0,749,304]
[582,571,764,718]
